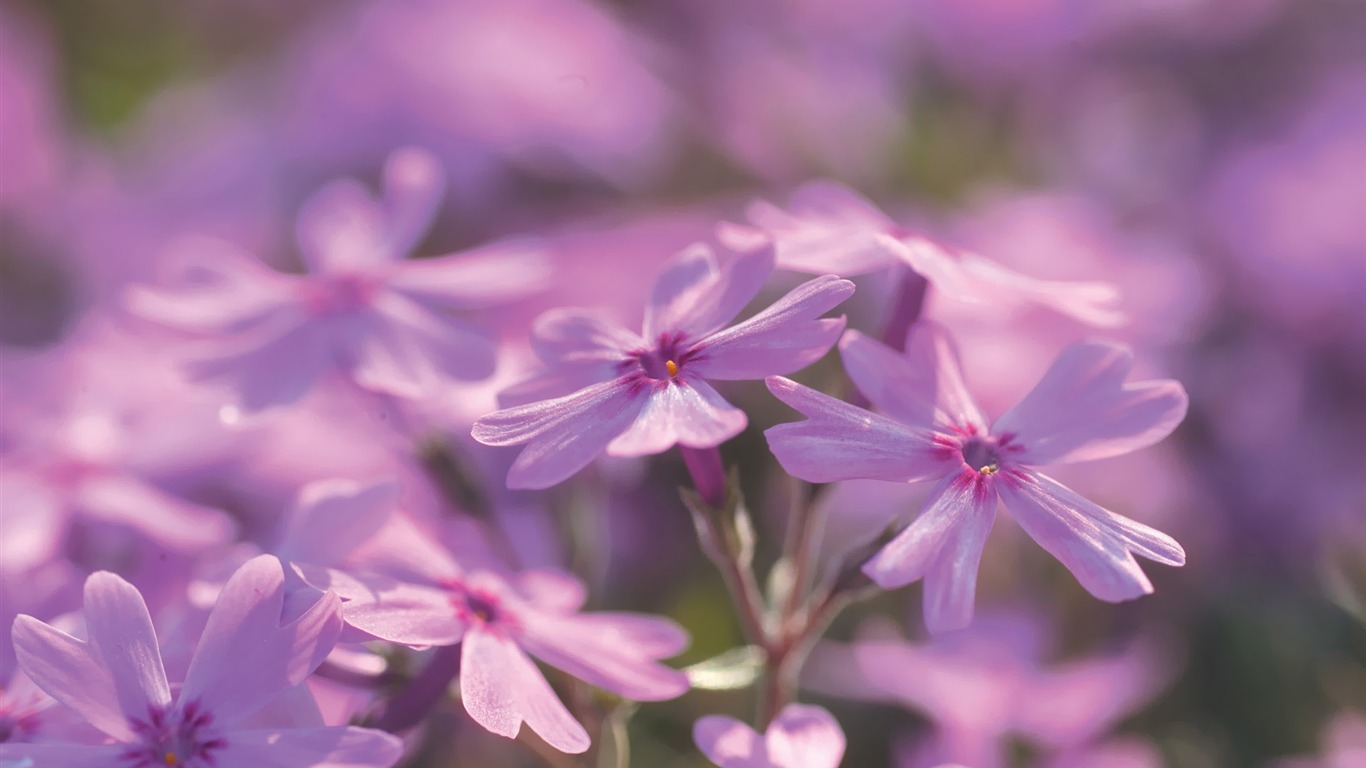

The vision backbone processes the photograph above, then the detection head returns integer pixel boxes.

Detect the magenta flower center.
[449,584,514,631]
[624,332,697,381]
[123,701,225,767]
[299,274,380,316]
[959,437,1004,476]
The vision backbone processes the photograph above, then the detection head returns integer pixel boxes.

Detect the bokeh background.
[2,0,1364,766]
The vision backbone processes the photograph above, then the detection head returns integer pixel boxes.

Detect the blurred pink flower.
[694,703,846,768]
[721,181,1124,327]
[127,147,549,414]
[766,323,1186,632]
[2,555,403,767]
[473,243,853,489]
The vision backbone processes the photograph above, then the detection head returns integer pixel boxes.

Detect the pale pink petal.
[839,325,987,432]
[76,474,236,551]
[126,238,299,334]
[472,379,649,490]
[519,612,689,701]
[277,479,399,566]
[320,571,463,648]
[528,308,641,367]
[958,252,1126,327]
[920,489,998,633]
[764,376,949,484]
[992,343,1188,466]
[181,555,342,725]
[516,569,588,614]
[352,291,497,390]
[606,380,747,457]
[694,714,762,766]
[863,473,996,595]
[460,628,590,754]
[389,239,552,310]
[185,315,333,414]
[743,181,900,277]
[380,146,445,259]
[11,616,130,740]
[1013,642,1168,747]
[0,743,125,767]
[997,471,1185,602]
[296,180,388,273]
[214,725,404,768]
[879,235,985,302]
[764,704,847,768]
[643,244,774,340]
[690,275,853,380]
[81,572,171,717]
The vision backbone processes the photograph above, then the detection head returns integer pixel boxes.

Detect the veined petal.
[0,743,125,767]
[11,616,131,740]
[519,612,690,702]
[992,343,1188,466]
[388,238,552,310]
[528,308,641,367]
[277,479,399,566]
[997,471,1185,602]
[76,475,236,551]
[692,715,760,766]
[320,570,464,648]
[643,243,774,340]
[606,380,746,457]
[181,555,342,725]
[862,473,996,594]
[473,379,650,490]
[764,704,847,768]
[690,275,853,380]
[214,725,404,768]
[840,325,987,433]
[82,572,171,717]
[460,628,590,754]
[764,376,949,484]
[921,490,997,633]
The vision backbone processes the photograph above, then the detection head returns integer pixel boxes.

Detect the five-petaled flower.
[472,242,855,489]
[1,555,403,767]
[765,323,1187,632]
[694,703,846,768]
[127,147,549,414]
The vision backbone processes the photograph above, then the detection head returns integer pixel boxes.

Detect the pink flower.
[719,181,1124,327]
[693,704,846,768]
[126,147,549,414]
[765,323,1187,632]
[472,243,854,489]
[303,557,690,754]
[1,555,403,767]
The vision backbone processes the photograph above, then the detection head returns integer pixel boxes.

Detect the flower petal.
[693,714,760,766]
[313,569,463,648]
[839,325,987,433]
[380,146,445,259]
[276,479,399,566]
[690,275,854,380]
[472,379,649,490]
[862,473,996,597]
[185,315,333,414]
[11,616,131,740]
[82,572,171,717]
[297,180,388,273]
[606,380,747,457]
[76,475,236,552]
[518,612,689,701]
[460,628,590,754]
[957,252,1125,328]
[180,555,342,725]
[352,292,497,391]
[764,376,949,484]
[0,743,125,767]
[0,472,66,574]
[992,343,1188,466]
[764,704,847,768]
[125,237,299,334]
[516,569,588,614]
[213,725,404,768]
[997,471,1185,602]
[528,308,641,368]
[727,181,899,277]
[388,239,552,310]
[920,488,997,633]
[643,243,773,340]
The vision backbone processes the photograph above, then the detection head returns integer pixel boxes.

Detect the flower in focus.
[719,180,1124,327]
[126,147,550,414]
[765,323,1187,632]
[304,552,690,754]
[1,555,403,767]
[472,242,854,489]
[693,703,845,768]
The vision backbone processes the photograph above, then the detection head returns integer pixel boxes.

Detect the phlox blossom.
[694,704,845,768]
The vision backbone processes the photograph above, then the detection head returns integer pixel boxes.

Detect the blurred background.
[1,0,1364,766]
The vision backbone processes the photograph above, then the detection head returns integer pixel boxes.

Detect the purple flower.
[693,703,846,768]
[719,181,1124,327]
[472,243,854,489]
[765,323,1187,632]
[126,147,549,414]
[1,555,403,767]
[304,558,690,754]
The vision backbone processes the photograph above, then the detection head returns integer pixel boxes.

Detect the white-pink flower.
[694,704,846,768]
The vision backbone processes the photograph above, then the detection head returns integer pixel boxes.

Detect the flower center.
[626,332,693,381]
[123,702,224,768]
[299,274,378,316]
[449,584,511,630]
[960,437,1003,475]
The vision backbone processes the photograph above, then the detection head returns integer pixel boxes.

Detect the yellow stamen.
[665,360,679,378]
[164,753,179,766]
[978,464,999,476]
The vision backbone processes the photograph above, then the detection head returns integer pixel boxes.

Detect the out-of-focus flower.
[304,555,690,754]
[2,555,403,767]
[1273,710,1366,768]
[720,181,1124,327]
[694,703,845,768]
[766,323,1186,632]
[807,612,1171,768]
[472,243,853,489]
[127,147,549,414]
